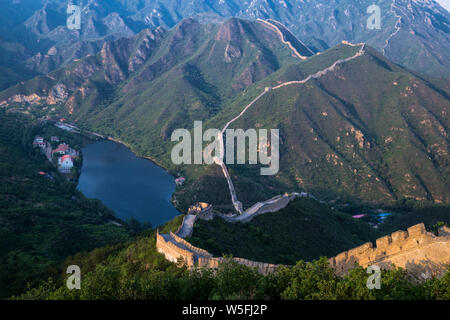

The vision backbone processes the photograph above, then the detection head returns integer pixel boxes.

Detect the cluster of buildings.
[175,176,185,185]
[351,209,393,228]
[32,136,79,173]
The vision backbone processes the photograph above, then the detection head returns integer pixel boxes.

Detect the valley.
[2,18,448,211]
[0,1,449,303]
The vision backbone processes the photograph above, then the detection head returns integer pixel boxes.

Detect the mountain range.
[1,16,448,210]
[0,0,449,90]
[0,0,449,301]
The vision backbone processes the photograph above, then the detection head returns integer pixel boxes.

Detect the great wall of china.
[215,21,366,217]
[156,230,281,276]
[157,198,450,279]
[155,19,449,280]
[157,219,450,278]
[330,224,450,278]
[256,19,310,60]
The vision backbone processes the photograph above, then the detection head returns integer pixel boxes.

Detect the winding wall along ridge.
[218,41,365,214]
[157,223,450,278]
[256,18,309,60]
[382,0,402,55]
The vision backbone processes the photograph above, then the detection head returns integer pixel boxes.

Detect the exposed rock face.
[1,0,449,80]
[329,223,450,280]
[0,93,43,106]
[46,83,68,104]
[101,40,128,84]
[224,43,241,63]
[0,18,296,113]
[128,29,164,73]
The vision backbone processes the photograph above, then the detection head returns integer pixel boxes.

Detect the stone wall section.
[329,224,450,278]
[158,222,449,279]
[156,230,281,275]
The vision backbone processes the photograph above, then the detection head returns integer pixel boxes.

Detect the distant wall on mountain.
[329,224,450,278]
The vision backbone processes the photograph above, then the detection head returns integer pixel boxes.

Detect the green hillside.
[14,215,449,300]
[1,18,449,213]
[173,44,450,211]
[202,46,449,207]
[188,197,381,264]
[0,112,138,299]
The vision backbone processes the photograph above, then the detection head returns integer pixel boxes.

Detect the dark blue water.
[77,140,179,226]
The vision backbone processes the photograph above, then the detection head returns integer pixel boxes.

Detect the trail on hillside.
[217,41,366,214]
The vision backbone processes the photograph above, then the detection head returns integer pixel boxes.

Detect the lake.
[77,140,180,226]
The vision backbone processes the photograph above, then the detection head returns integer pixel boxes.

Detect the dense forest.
[15,222,450,300]
[0,111,144,299]
[1,111,448,300]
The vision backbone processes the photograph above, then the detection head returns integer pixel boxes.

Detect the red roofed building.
[52,143,70,156]
[58,155,73,172]
[52,143,78,158]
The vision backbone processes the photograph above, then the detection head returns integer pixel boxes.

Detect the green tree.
[281,257,340,300]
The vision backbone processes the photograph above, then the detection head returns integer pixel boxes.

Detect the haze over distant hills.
[436,0,450,12]
[0,0,449,88]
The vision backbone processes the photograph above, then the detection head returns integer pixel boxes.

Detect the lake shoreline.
[105,136,171,174]
[55,121,183,217]
[77,137,181,226]
[103,136,182,211]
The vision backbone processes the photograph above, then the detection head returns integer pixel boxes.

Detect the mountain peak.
[216,17,249,42]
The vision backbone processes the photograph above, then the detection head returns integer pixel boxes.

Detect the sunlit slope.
[219,45,450,205]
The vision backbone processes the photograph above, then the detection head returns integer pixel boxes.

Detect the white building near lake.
[58,155,73,173]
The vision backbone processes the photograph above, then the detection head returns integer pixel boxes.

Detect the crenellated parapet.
[156,230,195,267]
[438,225,450,237]
[329,223,450,277]
[169,232,213,258]
[196,256,281,276]
[156,230,281,275]
[157,223,449,279]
